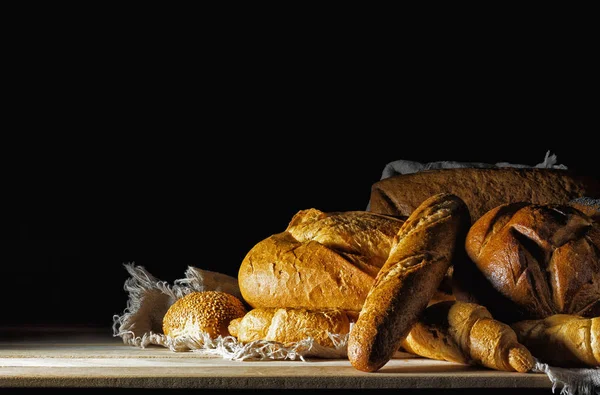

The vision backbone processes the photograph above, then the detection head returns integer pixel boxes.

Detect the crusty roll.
[162,291,247,339]
[460,202,600,323]
[238,209,404,312]
[511,314,600,367]
[369,168,600,223]
[348,193,471,372]
[228,308,350,348]
[402,301,534,373]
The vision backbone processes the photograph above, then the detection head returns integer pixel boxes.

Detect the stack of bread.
[162,167,600,373]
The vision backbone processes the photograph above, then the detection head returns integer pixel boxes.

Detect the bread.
[238,209,404,312]
[402,301,534,372]
[162,291,247,339]
[369,168,600,223]
[569,197,600,222]
[228,307,350,348]
[347,193,471,372]
[511,314,600,367]
[460,202,600,323]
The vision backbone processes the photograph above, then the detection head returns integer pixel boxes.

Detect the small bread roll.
[163,291,247,339]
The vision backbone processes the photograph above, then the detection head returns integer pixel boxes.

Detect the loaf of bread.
[511,314,600,367]
[369,168,600,223]
[238,209,404,312]
[402,301,534,372]
[162,291,247,339]
[459,202,600,323]
[228,307,351,348]
[348,193,471,372]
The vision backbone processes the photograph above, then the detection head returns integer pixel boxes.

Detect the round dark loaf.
[461,202,600,323]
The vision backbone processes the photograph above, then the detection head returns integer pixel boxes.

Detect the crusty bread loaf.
[511,314,600,367]
[228,308,350,348]
[238,209,404,312]
[162,291,247,339]
[369,168,600,223]
[347,193,471,372]
[460,202,600,323]
[402,301,534,372]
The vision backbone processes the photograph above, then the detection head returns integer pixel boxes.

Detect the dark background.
[2,21,598,333]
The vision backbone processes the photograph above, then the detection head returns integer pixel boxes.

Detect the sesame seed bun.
[162,291,247,339]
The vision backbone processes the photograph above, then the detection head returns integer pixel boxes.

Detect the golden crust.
[162,291,247,339]
[229,307,350,348]
[238,209,404,312]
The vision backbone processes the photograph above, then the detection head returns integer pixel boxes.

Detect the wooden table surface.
[0,327,554,391]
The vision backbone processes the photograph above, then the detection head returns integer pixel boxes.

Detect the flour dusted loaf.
[162,291,247,339]
[238,209,405,313]
[459,202,600,323]
[369,168,600,223]
[348,193,471,372]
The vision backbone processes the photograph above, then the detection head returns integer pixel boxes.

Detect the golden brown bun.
[402,301,534,373]
[511,314,600,367]
[461,202,600,323]
[348,193,471,372]
[238,209,404,312]
[162,291,247,339]
[369,168,600,223]
[228,308,350,348]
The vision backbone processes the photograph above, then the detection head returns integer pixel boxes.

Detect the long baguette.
[348,193,470,372]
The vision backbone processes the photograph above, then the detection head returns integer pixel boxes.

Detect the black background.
[2,22,599,333]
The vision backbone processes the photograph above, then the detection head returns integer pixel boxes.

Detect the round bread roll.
[461,202,600,323]
[162,291,247,339]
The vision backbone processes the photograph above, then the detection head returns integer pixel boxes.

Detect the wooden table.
[0,327,554,392]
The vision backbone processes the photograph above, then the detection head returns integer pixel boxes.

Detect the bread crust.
[229,308,350,348]
[511,314,600,367]
[369,168,600,223]
[162,291,247,339]
[238,209,404,312]
[347,193,471,372]
[462,202,600,322]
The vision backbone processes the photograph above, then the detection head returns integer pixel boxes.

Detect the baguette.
[348,193,471,372]
[369,168,600,223]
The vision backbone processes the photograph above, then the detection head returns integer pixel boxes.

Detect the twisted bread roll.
[228,308,350,348]
[511,314,600,367]
[402,301,534,372]
[348,193,471,372]
[461,202,600,323]
[238,209,404,312]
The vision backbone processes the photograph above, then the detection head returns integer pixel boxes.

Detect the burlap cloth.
[113,151,599,395]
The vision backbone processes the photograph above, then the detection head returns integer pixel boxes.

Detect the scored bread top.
[238,209,405,312]
[465,202,600,320]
